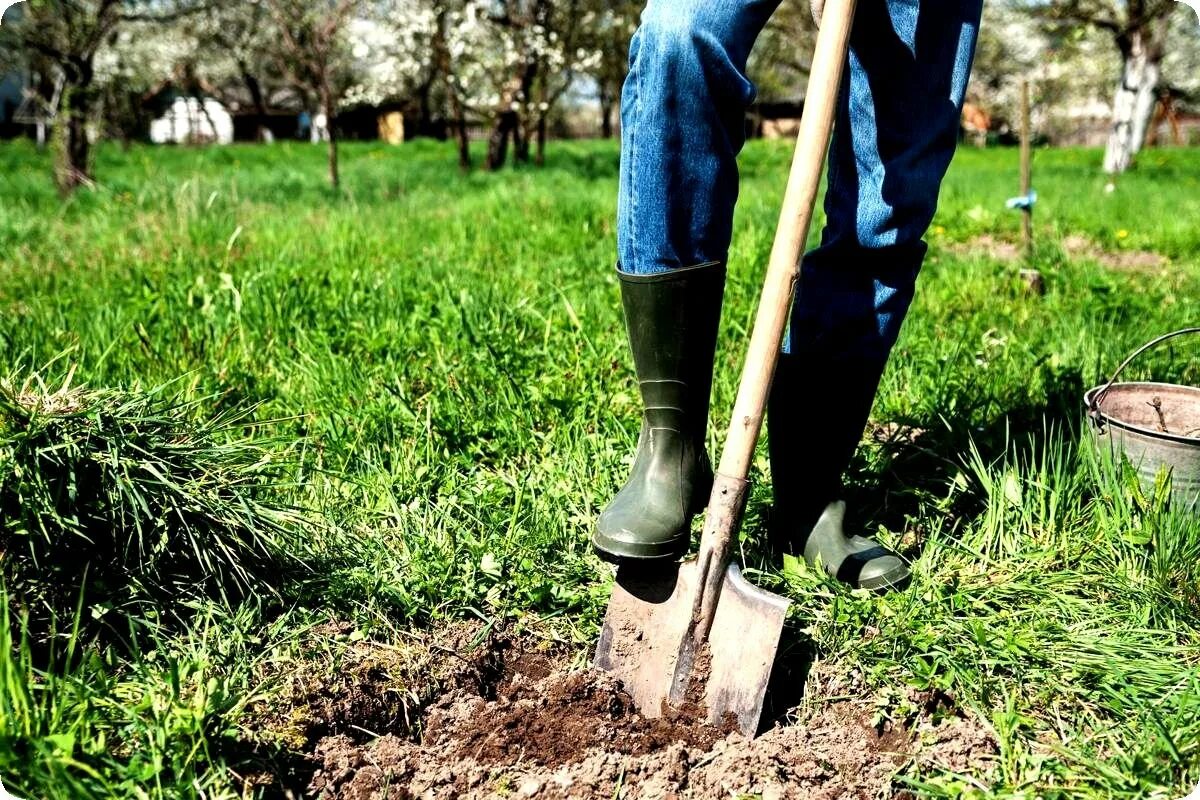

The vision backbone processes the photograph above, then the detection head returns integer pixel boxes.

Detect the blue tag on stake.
[1006,189,1037,211]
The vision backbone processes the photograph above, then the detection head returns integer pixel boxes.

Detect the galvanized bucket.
[1085,327,1200,509]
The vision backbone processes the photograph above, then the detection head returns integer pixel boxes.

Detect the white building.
[149,96,234,145]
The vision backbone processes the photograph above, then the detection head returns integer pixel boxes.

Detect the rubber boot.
[593,261,725,562]
[767,350,911,592]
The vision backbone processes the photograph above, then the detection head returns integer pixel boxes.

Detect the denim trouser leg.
[617,0,783,274]
[616,0,982,527]
[618,0,982,279]
[773,0,983,529]
[788,0,984,360]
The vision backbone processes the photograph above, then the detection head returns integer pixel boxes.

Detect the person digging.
[593,0,983,592]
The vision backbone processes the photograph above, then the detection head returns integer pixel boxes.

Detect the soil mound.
[241,622,996,799]
[308,659,918,800]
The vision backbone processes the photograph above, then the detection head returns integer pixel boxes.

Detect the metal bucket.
[1085,328,1200,509]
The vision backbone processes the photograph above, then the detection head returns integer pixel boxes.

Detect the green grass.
[1,137,1200,798]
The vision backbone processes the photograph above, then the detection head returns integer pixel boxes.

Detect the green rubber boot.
[768,351,911,592]
[593,261,725,562]
[800,501,910,592]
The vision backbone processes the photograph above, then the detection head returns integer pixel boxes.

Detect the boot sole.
[591,529,690,564]
[857,563,912,593]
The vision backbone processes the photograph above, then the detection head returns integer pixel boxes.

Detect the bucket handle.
[1088,327,1200,426]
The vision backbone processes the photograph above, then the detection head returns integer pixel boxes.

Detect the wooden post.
[1019,79,1033,260]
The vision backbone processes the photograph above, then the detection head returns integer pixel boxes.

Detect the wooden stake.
[1019,79,1033,260]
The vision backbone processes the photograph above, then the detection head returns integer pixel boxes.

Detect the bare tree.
[262,0,359,187]
[1042,0,1179,173]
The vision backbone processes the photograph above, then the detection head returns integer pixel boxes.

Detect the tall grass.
[0,591,275,799]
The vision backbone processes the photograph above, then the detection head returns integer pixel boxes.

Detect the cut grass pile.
[0,370,309,626]
[0,138,1198,798]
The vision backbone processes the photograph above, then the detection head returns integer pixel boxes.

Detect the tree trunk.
[327,124,339,187]
[1127,58,1159,159]
[195,93,220,145]
[434,6,471,170]
[513,114,528,164]
[320,81,339,188]
[514,118,530,163]
[535,114,547,167]
[413,78,432,138]
[453,109,470,172]
[486,111,516,170]
[444,77,470,170]
[510,59,539,165]
[240,63,271,143]
[599,82,614,139]
[1103,26,1163,175]
[54,81,94,195]
[118,120,132,151]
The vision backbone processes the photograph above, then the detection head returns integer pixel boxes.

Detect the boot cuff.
[616,260,725,284]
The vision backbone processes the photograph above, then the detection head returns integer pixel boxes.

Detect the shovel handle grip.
[694,0,858,626]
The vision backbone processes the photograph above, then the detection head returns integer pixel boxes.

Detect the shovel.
[593,0,859,737]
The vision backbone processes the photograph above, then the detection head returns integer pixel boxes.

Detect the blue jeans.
[617,0,982,525]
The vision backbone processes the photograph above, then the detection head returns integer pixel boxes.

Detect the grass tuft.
[0,367,309,624]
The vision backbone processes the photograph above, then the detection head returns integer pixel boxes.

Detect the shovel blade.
[594,559,790,736]
[699,562,791,733]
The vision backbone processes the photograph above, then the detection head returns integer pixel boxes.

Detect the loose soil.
[246,620,504,752]
[258,623,1000,800]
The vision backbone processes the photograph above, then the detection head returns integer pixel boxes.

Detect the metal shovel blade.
[594,559,790,736]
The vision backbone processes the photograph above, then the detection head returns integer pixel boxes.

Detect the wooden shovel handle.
[693,0,859,630]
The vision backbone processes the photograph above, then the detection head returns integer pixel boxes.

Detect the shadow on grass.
[848,362,1086,549]
[217,736,315,800]
[741,362,1085,726]
[742,360,1086,568]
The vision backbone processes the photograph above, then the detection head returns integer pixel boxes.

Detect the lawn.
[1,137,1199,799]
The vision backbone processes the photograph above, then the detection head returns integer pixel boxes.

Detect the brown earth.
[245,620,507,752]
[274,625,999,800]
[949,233,1167,272]
[952,234,1023,263]
[308,667,907,800]
[1061,233,1167,272]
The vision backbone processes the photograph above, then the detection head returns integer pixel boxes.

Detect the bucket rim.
[1084,381,1200,445]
